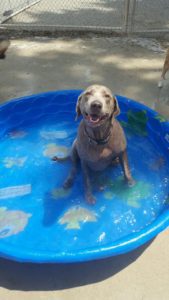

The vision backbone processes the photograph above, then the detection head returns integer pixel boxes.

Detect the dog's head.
[76,85,120,127]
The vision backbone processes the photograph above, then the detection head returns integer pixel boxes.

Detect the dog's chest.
[76,137,118,172]
[76,120,126,170]
[78,142,113,162]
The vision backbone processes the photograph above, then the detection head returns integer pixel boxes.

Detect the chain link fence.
[0,1,40,23]
[129,0,169,34]
[0,0,169,35]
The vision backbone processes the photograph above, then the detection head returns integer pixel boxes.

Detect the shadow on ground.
[0,36,164,106]
[0,239,154,291]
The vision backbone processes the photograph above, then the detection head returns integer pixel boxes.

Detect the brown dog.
[53,85,134,204]
[161,48,169,80]
[158,48,169,88]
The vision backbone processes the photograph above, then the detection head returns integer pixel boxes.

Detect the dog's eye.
[85,91,92,97]
[84,92,92,101]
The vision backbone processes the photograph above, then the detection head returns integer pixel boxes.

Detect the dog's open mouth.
[85,113,108,125]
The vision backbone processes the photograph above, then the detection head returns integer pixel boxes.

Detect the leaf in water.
[0,207,31,238]
[127,110,148,136]
[0,184,31,200]
[3,157,27,168]
[43,143,69,158]
[58,206,97,230]
[8,130,27,139]
[119,121,128,128]
[103,177,151,208]
[155,114,168,123]
[51,187,71,199]
[149,157,165,171]
[40,130,68,140]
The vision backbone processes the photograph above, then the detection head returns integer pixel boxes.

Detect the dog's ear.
[75,94,82,121]
[112,96,120,117]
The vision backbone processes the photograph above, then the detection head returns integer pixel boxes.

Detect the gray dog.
[53,85,135,204]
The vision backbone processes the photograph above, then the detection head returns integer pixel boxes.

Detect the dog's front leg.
[119,150,135,187]
[63,143,78,189]
[81,161,96,205]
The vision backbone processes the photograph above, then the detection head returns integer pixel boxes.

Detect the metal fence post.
[124,0,130,33]
[130,0,137,33]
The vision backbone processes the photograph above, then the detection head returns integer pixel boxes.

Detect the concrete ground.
[0,36,169,299]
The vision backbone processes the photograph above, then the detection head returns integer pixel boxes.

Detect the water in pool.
[0,118,169,251]
[0,93,169,259]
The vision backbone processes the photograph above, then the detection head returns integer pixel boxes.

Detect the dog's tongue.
[90,114,100,123]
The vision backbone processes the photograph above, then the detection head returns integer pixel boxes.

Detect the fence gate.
[128,0,169,34]
[0,0,169,35]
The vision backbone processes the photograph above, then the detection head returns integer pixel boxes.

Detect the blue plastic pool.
[0,90,169,263]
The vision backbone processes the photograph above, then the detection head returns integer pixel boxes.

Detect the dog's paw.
[63,178,74,189]
[52,156,59,161]
[158,80,163,88]
[86,194,96,205]
[127,178,136,187]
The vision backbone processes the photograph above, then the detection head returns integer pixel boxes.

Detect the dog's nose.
[91,101,102,110]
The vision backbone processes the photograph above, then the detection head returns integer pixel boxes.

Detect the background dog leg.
[161,48,169,79]
[119,150,135,187]
[0,37,10,59]
[81,161,96,204]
